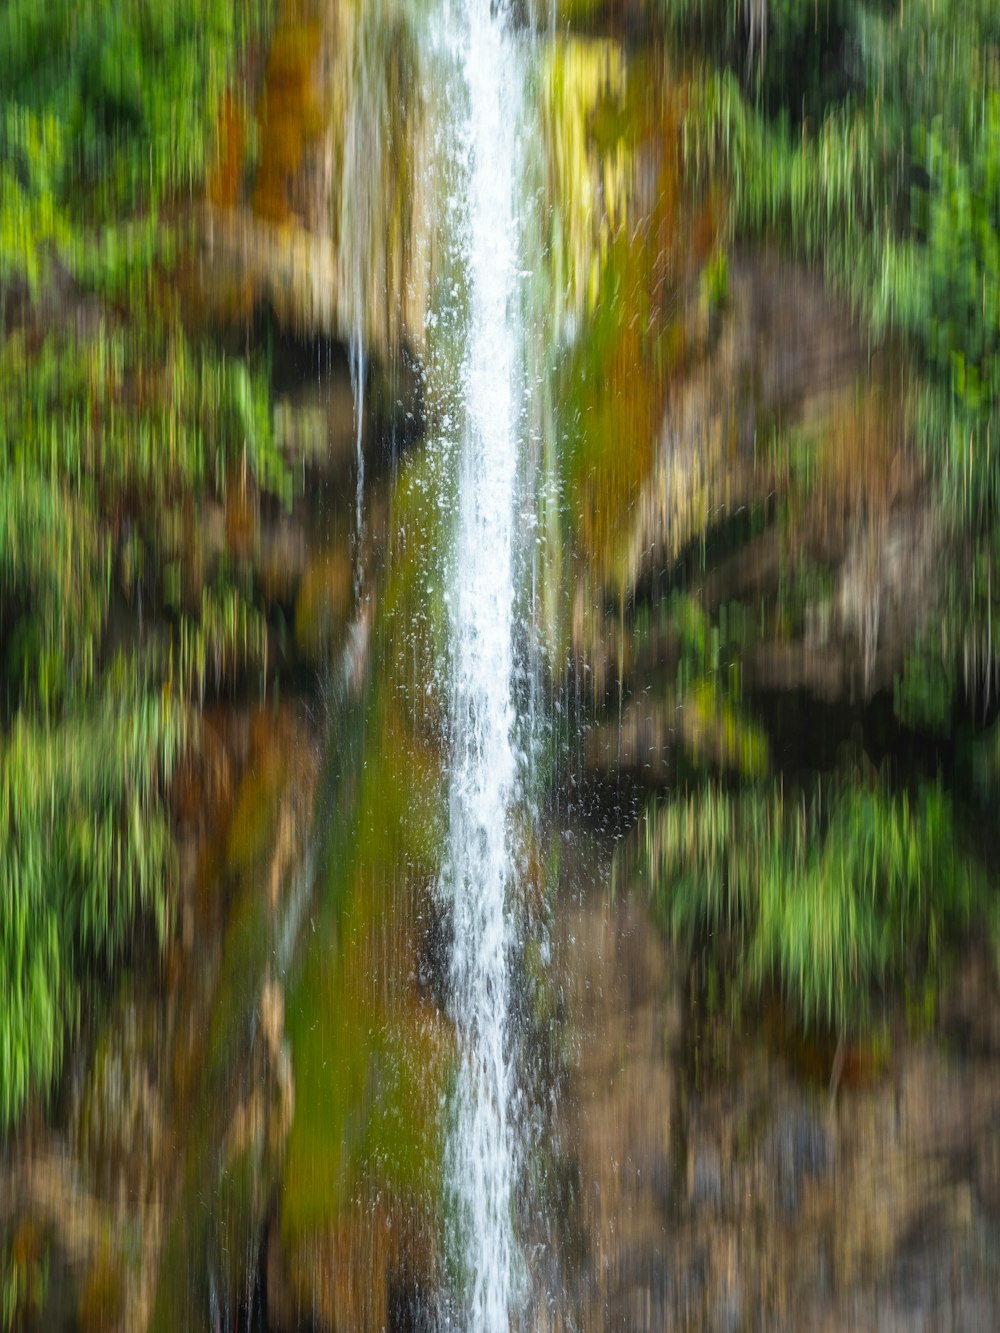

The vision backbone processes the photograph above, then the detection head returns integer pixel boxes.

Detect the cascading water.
[320,0,547,1319]
[435,0,533,1327]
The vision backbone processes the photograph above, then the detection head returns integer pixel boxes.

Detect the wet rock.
[690,1140,723,1212]
[624,252,866,597]
[148,706,320,1332]
[257,512,311,607]
[293,542,352,665]
[78,1245,127,1333]
[940,945,1000,1057]
[556,871,1000,1330]
[584,692,675,782]
[266,1199,440,1333]
[273,372,357,473]
[0,1158,137,1332]
[766,1109,830,1218]
[387,1269,438,1333]
[0,702,321,1333]
[193,2,435,379]
[974,1133,1000,1218]
[415,899,454,1014]
[575,251,938,722]
[551,861,684,1329]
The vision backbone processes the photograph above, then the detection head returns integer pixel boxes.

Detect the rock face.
[193,0,436,372]
[197,205,345,341]
[577,252,942,785]
[552,870,684,1329]
[0,704,321,1333]
[634,253,868,589]
[554,868,1000,1331]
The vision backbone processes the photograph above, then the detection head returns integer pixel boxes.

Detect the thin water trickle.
[349,331,366,599]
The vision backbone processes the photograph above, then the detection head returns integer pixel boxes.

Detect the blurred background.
[2,1,1000,1329]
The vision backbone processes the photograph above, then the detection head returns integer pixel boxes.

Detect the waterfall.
[437,0,532,1327]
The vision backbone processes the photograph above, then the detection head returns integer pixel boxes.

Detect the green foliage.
[0,106,71,297]
[0,676,186,1126]
[655,0,743,52]
[854,3,1000,514]
[659,0,854,120]
[173,585,271,707]
[679,0,1000,517]
[0,0,278,1129]
[0,325,286,500]
[908,104,1000,406]
[0,328,281,1127]
[665,593,770,777]
[0,463,106,708]
[0,0,268,305]
[642,778,979,1030]
[661,0,1000,1024]
[684,65,879,266]
[0,0,258,217]
[894,635,955,735]
[0,326,286,717]
[854,0,1000,161]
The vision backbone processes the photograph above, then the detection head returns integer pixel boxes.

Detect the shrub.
[0,677,186,1125]
[641,778,980,1030]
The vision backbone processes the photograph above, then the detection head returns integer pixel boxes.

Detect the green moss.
[550,48,694,587]
[282,442,450,1244]
[282,694,447,1235]
[284,958,445,1233]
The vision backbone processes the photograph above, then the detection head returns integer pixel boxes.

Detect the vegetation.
[656,591,770,778]
[623,0,1000,1033]
[642,777,981,1030]
[674,0,1000,518]
[0,0,261,224]
[0,678,185,1125]
[0,0,278,1128]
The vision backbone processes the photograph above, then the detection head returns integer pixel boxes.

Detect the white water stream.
[436,1,532,1327]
